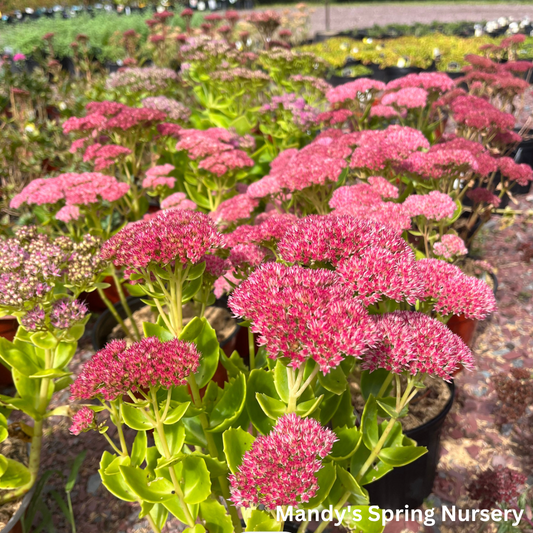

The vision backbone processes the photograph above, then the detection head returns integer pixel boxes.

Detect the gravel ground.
[308,3,533,34]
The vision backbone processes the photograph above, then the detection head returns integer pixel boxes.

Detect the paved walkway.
[308,3,533,34]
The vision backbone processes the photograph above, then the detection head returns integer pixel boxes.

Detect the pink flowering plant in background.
[0,227,103,506]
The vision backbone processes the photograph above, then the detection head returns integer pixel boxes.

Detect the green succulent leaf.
[222,428,255,474]
[182,456,211,504]
[122,403,155,431]
[199,499,233,533]
[0,458,31,489]
[378,446,427,467]
[256,393,286,420]
[120,465,175,503]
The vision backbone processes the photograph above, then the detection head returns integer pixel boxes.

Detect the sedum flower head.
[338,247,423,306]
[50,299,88,330]
[70,337,200,401]
[278,215,411,267]
[382,87,429,109]
[69,407,97,436]
[101,209,223,277]
[211,194,258,226]
[229,413,336,509]
[229,262,376,372]
[417,259,497,320]
[402,191,456,221]
[363,311,474,380]
[433,234,468,259]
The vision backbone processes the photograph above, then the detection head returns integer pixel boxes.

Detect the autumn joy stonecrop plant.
[68,208,492,533]
[0,227,103,503]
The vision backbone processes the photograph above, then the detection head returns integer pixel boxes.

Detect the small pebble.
[87,473,102,495]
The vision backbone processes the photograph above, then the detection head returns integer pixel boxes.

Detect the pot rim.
[0,480,35,533]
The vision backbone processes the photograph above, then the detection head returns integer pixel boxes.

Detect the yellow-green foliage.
[298,34,533,72]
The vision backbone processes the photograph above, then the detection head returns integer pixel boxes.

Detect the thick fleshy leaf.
[331,389,356,429]
[163,402,190,425]
[0,458,31,489]
[361,395,379,450]
[318,365,347,395]
[246,370,277,434]
[330,427,362,461]
[336,466,369,505]
[143,323,174,342]
[256,393,286,420]
[273,361,290,403]
[222,428,254,474]
[131,431,147,468]
[154,424,185,457]
[360,369,392,400]
[192,319,219,388]
[208,374,246,432]
[378,446,427,467]
[122,403,155,431]
[120,465,175,503]
[0,338,40,377]
[199,498,233,533]
[182,456,211,504]
[245,510,283,532]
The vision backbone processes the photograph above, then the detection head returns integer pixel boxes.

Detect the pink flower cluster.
[466,188,501,207]
[224,213,297,248]
[101,209,223,277]
[198,149,254,177]
[142,164,176,189]
[229,262,376,372]
[10,173,130,210]
[369,105,399,119]
[142,96,191,123]
[329,181,410,234]
[230,414,336,509]
[450,95,515,134]
[350,126,430,173]
[402,191,457,221]
[49,299,88,330]
[363,311,474,380]
[417,259,497,320]
[403,149,479,180]
[338,247,423,306]
[498,157,533,186]
[70,337,200,401]
[429,138,497,177]
[69,407,96,436]
[381,87,429,109]
[64,102,166,135]
[386,72,455,94]
[82,144,132,171]
[278,215,411,267]
[161,192,197,211]
[211,194,259,225]
[249,131,357,195]
[433,234,468,259]
[326,78,386,105]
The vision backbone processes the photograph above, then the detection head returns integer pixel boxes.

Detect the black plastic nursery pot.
[327,74,367,87]
[383,66,424,81]
[365,381,455,510]
[369,64,388,84]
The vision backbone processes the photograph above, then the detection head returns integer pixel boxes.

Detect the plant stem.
[0,347,54,504]
[377,372,394,399]
[314,490,351,533]
[112,271,141,341]
[151,391,196,528]
[187,377,242,533]
[97,287,132,341]
[67,492,76,533]
[248,328,255,370]
[146,512,162,533]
